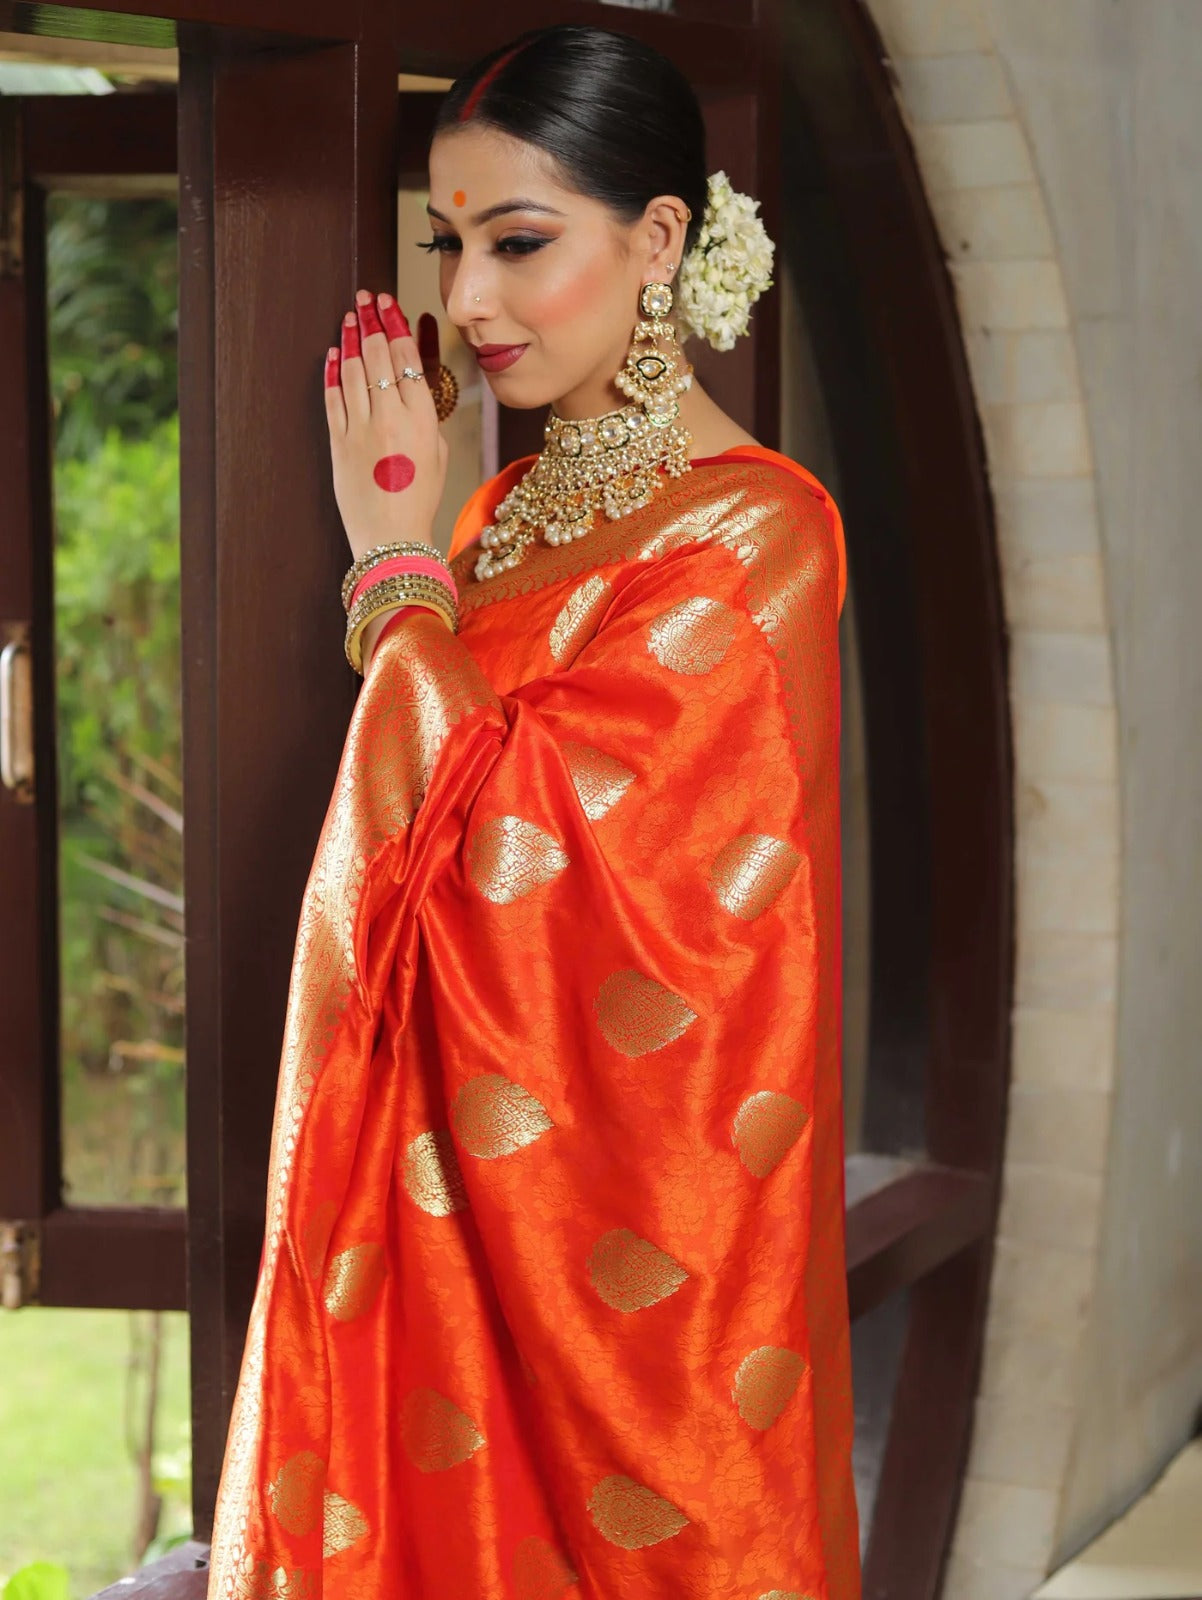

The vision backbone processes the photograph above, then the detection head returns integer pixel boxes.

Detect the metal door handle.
[0,629,34,802]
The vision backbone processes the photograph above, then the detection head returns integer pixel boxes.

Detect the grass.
[0,1308,191,1597]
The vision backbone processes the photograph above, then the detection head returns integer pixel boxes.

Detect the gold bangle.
[344,577,458,672]
[350,600,453,672]
[347,583,456,640]
[342,541,453,611]
[346,572,459,631]
[346,597,454,673]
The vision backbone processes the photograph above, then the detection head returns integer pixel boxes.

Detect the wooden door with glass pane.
[0,90,185,1316]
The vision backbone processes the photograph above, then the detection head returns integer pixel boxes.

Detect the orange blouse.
[208,453,859,1600]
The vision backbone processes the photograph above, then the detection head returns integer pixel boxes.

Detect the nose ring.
[474,296,481,304]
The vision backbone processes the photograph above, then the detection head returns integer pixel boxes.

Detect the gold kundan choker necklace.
[472,404,693,581]
[472,300,695,582]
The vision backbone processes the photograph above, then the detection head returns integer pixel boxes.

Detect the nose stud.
[474,295,482,304]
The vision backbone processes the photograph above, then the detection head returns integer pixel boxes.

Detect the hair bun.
[677,171,776,353]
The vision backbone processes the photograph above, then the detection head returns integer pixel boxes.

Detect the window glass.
[48,192,184,1208]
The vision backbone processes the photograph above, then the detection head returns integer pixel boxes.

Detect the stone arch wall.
[856,4,1122,1597]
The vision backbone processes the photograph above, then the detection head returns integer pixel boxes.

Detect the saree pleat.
[207,460,859,1600]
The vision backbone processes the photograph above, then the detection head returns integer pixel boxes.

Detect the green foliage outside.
[4,1565,71,1600]
[48,192,186,1210]
[48,197,178,464]
[0,1310,191,1595]
[0,194,190,1590]
[55,417,185,1208]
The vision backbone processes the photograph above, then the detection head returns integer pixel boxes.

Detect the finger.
[323,346,346,437]
[378,292,433,414]
[340,312,369,422]
[357,289,400,406]
[417,312,441,386]
[378,291,412,345]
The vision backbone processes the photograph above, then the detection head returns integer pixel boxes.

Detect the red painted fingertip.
[358,297,384,338]
[324,347,341,387]
[341,315,361,361]
[417,312,439,367]
[379,297,412,341]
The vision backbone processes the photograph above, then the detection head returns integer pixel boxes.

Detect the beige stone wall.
[858,0,1202,1595]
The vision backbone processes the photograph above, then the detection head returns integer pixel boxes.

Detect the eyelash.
[417,236,548,258]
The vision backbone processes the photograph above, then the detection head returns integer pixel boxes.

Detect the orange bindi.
[452,189,467,208]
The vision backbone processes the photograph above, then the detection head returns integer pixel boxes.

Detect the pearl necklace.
[473,319,694,582]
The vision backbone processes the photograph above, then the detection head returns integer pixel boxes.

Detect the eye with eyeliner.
[416,234,551,258]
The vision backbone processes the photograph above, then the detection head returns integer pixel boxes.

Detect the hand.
[324,289,449,561]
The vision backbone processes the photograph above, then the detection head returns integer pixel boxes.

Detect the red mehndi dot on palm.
[373,454,416,492]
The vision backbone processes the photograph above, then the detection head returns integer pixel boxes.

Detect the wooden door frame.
[0,92,187,1313]
[782,5,1015,1598]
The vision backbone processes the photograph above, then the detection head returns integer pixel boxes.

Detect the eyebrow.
[427,198,567,227]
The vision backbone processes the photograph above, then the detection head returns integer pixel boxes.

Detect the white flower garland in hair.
[677,170,776,353]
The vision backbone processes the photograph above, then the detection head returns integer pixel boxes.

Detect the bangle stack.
[342,541,460,673]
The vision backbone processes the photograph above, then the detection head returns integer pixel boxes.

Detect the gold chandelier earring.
[616,280,693,433]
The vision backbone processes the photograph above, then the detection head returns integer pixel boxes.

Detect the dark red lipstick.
[474,343,528,373]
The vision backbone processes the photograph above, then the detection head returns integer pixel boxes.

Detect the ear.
[639,195,691,284]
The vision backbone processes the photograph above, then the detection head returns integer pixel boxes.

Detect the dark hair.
[435,25,707,257]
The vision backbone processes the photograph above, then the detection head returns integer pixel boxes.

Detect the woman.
[208,24,856,1600]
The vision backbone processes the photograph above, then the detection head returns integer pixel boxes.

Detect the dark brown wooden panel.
[865,1244,994,1600]
[845,1167,991,1322]
[94,1542,209,1599]
[178,31,398,1538]
[23,92,176,179]
[16,0,757,82]
[39,1207,187,1308]
[0,119,61,1226]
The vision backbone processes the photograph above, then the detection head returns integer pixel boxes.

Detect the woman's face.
[426,125,661,419]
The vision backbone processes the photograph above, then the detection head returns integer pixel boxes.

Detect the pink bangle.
[349,555,457,612]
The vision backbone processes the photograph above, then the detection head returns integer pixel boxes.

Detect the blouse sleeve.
[206,472,858,1600]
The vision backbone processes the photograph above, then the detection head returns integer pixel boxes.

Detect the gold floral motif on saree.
[322,1242,385,1321]
[467,814,570,904]
[322,1490,369,1557]
[230,1556,316,1600]
[594,968,697,1057]
[560,740,636,822]
[586,1474,690,1549]
[710,833,802,920]
[644,594,738,675]
[451,1072,554,1159]
[267,1449,324,1536]
[401,1128,469,1216]
[732,1090,810,1179]
[733,1345,807,1430]
[587,1227,690,1313]
[511,1533,579,1599]
[400,1386,486,1472]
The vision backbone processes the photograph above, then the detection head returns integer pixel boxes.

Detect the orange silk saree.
[207,450,859,1600]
